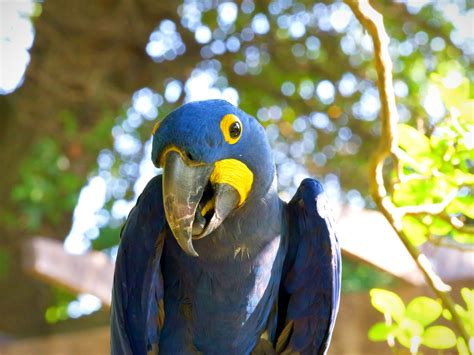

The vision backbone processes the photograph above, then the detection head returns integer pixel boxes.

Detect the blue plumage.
[283,179,341,353]
[111,100,341,354]
[111,176,166,354]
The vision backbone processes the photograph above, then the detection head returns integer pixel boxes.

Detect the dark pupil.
[229,121,241,138]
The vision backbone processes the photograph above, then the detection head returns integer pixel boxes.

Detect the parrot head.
[152,99,275,257]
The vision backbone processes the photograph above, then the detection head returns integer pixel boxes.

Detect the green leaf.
[460,288,474,313]
[447,195,474,219]
[405,297,442,326]
[442,309,452,320]
[368,322,396,342]
[401,216,428,247]
[457,289,474,336]
[394,177,456,209]
[428,217,452,236]
[454,303,469,316]
[453,169,474,185]
[398,124,431,155]
[396,318,424,349]
[370,289,405,323]
[452,231,474,245]
[400,318,424,335]
[422,326,457,349]
[456,336,469,355]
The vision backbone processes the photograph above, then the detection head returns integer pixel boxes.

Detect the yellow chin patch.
[210,159,254,206]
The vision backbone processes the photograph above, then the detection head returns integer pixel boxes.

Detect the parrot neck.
[160,174,287,353]
[206,173,282,259]
[246,153,276,205]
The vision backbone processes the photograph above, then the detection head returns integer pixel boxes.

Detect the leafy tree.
[345,1,473,352]
[366,64,473,354]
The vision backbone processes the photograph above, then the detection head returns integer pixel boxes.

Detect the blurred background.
[0,0,472,353]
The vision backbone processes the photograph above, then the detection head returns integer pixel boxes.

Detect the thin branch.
[398,190,457,216]
[344,0,472,346]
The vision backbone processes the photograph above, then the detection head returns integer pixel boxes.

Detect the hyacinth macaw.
[111,100,341,355]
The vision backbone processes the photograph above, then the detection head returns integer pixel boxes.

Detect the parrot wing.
[110,175,167,354]
[277,178,341,355]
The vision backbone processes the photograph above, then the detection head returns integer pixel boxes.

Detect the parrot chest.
[160,230,285,354]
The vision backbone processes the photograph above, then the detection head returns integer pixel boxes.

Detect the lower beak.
[162,151,240,257]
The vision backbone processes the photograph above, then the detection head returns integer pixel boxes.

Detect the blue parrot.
[111,100,341,355]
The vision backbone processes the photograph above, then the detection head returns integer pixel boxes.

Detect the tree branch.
[344,0,472,346]
[398,190,457,216]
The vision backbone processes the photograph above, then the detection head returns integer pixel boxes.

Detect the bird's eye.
[220,114,242,144]
[229,121,241,138]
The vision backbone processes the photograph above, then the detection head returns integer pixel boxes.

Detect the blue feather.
[110,176,166,354]
[281,178,342,354]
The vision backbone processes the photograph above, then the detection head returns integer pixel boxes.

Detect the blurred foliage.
[341,257,397,293]
[11,138,82,231]
[2,0,472,326]
[368,288,474,354]
[0,247,10,280]
[91,227,120,251]
[44,288,77,324]
[9,109,117,233]
[395,66,473,249]
[368,35,473,354]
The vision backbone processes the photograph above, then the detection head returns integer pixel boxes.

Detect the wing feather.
[279,178,341,355]
[110,175,167,354]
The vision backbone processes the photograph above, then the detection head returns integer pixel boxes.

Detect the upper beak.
[162,150,240,257]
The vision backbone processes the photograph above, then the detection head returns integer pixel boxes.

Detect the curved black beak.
[162,150,239,257]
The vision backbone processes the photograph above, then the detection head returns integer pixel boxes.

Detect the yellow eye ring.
[220,114,242,144]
